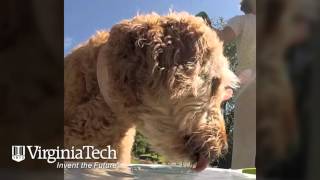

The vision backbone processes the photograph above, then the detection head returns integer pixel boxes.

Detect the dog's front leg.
[116,126,136,164]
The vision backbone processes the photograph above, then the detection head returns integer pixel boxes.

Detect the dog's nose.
[183,134,210,160]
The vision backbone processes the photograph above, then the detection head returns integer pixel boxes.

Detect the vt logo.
[12,145,25,162]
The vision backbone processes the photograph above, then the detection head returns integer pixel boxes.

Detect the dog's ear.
[97,21,155,109]
[98,18,213,109]
[147,21,209,99]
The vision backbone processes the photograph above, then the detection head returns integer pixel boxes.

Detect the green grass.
[131,158,141,164]
[131,153,169,164]
[242,168,256,175]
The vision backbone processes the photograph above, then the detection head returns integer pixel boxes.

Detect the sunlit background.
[64,0,242,54]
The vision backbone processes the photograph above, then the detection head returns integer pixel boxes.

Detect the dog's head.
[97,12,238,171]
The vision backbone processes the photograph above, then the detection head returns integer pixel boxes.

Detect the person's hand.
[238,69,254,85]
[223,88,234,101]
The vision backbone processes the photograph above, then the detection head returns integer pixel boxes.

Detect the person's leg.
[232,80,256,169]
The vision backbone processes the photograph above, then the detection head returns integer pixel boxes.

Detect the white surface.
[64,164,256,180]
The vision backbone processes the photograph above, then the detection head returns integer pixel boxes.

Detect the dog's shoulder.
[64,30,109,65]
[64,31,109,110]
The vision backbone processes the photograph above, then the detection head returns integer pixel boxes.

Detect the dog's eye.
[211,77,221,96]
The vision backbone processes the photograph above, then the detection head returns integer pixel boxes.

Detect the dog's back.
[64,32,112,147]
[64,31,109,120]
[64,31,136,163]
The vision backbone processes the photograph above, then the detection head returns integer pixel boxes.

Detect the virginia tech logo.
[12,145,25,162]
[11,145,117,163]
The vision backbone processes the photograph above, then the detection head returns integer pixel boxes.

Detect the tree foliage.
[211,17,238,168]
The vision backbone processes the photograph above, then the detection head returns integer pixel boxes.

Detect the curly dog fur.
[64,12,238,168]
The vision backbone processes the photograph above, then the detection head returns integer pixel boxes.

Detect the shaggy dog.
[64,12,238,171]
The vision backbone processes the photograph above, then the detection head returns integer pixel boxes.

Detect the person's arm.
[217,26,237,44]
[216,15,243,44]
